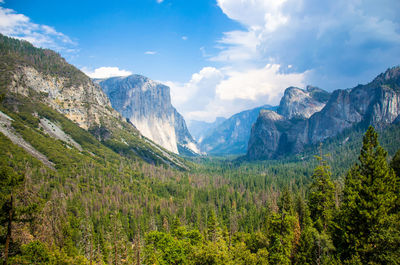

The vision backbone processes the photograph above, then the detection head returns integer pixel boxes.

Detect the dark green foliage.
[336,126,400,264]
[0,62,399,264]
[391,148,400,178]
[0,34,89,88]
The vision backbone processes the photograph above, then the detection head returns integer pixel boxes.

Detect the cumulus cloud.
[166,67,223,108]
[82,67,132,79]
[166,64,306,122]
[215,0,400,90]
[0,6,77,53]
[217,64,305,101]
[145,51,157,55]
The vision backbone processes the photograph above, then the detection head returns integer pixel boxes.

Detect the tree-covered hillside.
[0,34,400,264]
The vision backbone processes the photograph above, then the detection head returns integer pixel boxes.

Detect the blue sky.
[1,0,400,122]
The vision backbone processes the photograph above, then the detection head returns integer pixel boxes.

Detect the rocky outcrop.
[277,86,330,119]
[199,105,276,155]
[247,66,400,160]
[9,66,121,130]
[98,75,199,155]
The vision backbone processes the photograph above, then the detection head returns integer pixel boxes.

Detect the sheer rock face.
[247,67,400,160]
[199,105,275,155]
[10,66,121,130]
[98,75,199,155]
[277,86,330,119]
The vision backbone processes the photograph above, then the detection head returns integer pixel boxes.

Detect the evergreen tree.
[207,210,218,242]
[308,154,335,232]
[0,159,29,265]
[391,148,400,178]
[336,126,400,264]
[0,161,23,265]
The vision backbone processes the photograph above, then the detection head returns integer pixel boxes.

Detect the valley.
[0,27,400,265]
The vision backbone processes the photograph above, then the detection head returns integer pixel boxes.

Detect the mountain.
[0,34,188,169]
[188,117,226,142]
[200,105,276,155]
[97,75,199,156]
[277,85,330,119]
[247,66,400,160]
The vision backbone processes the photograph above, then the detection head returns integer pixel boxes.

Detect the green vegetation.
[0,33,89,88]
[1,33,400,264]
[1,98,400,264]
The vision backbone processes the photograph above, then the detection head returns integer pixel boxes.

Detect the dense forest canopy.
[0,34,400,264]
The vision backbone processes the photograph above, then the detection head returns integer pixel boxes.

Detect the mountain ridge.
[199,105,276,155]
[0,33,189,169]
[247,66,400,160]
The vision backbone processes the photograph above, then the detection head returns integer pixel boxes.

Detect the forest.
[0,33,400,265]
[1,94,400,264]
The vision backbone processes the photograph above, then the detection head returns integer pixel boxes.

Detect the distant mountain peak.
[247,66,400,160]
[277,86,330,119]
[98,75,199,155]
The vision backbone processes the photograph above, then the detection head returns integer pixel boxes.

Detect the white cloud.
[156,0,164,3]
[166,67,223,107]
[215,0,400,90]
[166,64,306,122]
[217,64,305,101]
[182,36,188,40]
[0,6,77,53]
[145,51,157,55]
[82,66,132,79]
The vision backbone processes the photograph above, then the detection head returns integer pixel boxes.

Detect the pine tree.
[391,148,400,178]
[207,210,218,242]
[308,154,335,232]
[336,126,400,264]
[0,159,25,265]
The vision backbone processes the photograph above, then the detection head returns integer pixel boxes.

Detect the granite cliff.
[97,75,199,155]
[0,34,188,168]
[199,105,276,155]
[247,67,400,160]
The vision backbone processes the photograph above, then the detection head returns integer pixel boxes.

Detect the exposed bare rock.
[9,66,122,130]
[247,66,400,160]
[98,75,199,155]
[39,118,82,151]
[0,111,55,169]
[277,86,330,119]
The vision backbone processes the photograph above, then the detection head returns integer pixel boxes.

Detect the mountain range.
[0,34,188,169]
[1,33,399,163]
[247,66,400,160]
[195,105,276,155]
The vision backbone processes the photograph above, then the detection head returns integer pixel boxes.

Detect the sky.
[1,0,400,122]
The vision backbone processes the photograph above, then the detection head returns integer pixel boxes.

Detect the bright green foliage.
[336,126,400,264]
[9,241,88,265]
[207,210,218,242]
[190,239,232,265]
[144,231,190,265]
[266,212,296,265]
[308,155,336,232]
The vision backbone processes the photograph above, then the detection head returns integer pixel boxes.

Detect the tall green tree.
[0,159,24,265]
[336,126,400,264]
[308,154,335,232]
[207,210,218,242]
[390,148,400,178]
